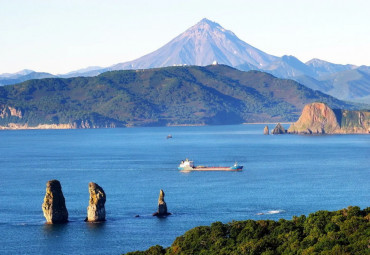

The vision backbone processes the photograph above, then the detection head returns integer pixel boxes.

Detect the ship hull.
[179,166,243,172]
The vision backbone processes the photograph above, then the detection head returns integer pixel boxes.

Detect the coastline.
[0,122,285,130]
[242,122,293,125]
[0,123,75,130]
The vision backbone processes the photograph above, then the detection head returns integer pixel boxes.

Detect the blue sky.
[1,0,369,74]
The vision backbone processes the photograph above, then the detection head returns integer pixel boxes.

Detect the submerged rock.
[263,125,269,135]
[42,180,68,224]
[153,189,171,217]
[272,123,286,134]
[86,182,106,222]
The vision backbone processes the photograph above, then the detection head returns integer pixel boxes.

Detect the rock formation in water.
[153,189,171,217]
[42,180,68,224]
[263,125,269,135]
[288,102,370,134]
[85,182,106,222]
[272,123,286,134]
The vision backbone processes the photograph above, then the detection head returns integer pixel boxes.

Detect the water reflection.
[85,220,106,233]
[42,222,68,237]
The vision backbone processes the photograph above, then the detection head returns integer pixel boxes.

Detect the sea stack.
[263,125,269,135]
[153,189,171,217]
[42,180,68,224]
[86,182,106,222]
[272,123,286,134]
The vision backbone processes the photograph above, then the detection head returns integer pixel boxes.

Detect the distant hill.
[0,71,55,86]
[305,58,357,77]
[0,65,361,129]
[58,66,109,78]
[260,55,316,78]
[294,69,370,103]
[0,69,34,78]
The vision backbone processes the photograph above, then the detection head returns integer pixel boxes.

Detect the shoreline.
[0,122,287,130]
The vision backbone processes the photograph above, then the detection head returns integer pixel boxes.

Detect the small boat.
[166,134,172,139]
[178,159,243,171]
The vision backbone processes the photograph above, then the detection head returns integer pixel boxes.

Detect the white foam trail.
[266,210,284,214]
[256,210,285,215]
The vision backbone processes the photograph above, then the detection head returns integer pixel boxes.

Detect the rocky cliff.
[42,180,68,224]
[288,103,370,134]
[0,105,22,119]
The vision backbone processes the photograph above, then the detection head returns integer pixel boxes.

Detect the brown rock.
[288,103,370,134]
[153,189,171,217]
[0,105,22,119]
[42,180,68,224]
[263,125,269,135]
[86,182,106,222]
[272,123,286,134]
[288,103,339,134]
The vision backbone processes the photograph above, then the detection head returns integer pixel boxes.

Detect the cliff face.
[288,103,369,134]
[0,105,22,119]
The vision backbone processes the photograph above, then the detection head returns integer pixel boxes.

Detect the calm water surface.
[0,124,369,254]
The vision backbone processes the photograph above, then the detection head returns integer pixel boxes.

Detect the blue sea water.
[0,124,369,254]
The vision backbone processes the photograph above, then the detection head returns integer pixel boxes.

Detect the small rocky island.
[287,103,369,134]
[42,180,68,224]
[153,189,171,217]
[271,123,286,134]
[86,182,106,222]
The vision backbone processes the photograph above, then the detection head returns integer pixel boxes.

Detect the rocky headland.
[287,102,370,134]
[42,180,69,224]
[86,182,106,222]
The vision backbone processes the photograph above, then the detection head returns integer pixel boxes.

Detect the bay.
[0,124,369,254]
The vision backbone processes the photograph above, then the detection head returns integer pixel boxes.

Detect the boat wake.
[257,209,285,215]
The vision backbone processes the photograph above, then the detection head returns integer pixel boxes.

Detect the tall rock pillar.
[86,182,106,222]
[153,189,171,217]
[42,180,68,224]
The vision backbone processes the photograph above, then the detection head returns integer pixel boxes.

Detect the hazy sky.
[1,0,369,74]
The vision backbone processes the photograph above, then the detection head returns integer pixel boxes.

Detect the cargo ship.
[178,158,243,171]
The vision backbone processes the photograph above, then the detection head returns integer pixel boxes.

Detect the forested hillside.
[0,65,360,128]
[126,206,370,255]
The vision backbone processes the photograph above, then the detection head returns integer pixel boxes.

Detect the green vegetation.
[0,65,362,128]
[125,206,370,255]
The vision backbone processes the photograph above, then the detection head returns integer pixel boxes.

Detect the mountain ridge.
[0,65,362,129]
